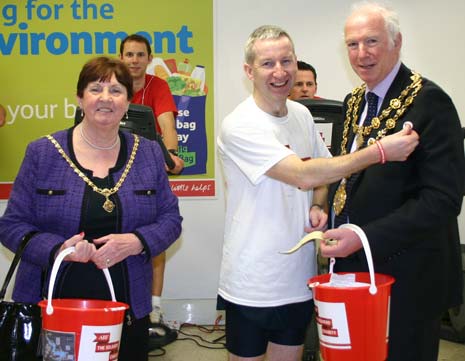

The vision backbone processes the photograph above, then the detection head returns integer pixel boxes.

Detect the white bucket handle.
[45,246,117,315]
[337,223,377,295]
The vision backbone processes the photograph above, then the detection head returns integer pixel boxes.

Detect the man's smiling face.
[244,36,297,114]
[345,9,401,89]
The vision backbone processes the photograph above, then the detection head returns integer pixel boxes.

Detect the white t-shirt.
[217,96,332,307]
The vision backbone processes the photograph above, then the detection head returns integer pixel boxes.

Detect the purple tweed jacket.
[0,129,182,319]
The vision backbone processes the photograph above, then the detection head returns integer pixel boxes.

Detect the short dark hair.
[297,60,317,82]
[119,34,152,56]
[76,56,133,100]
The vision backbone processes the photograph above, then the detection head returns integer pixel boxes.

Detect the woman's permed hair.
[76,56,133,100]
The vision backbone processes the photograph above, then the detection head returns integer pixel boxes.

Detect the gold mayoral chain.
[332,71,423,216]
[46,133,139,213]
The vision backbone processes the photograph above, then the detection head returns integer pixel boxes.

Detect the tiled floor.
[148,324,226,360]
[148,324,465,361]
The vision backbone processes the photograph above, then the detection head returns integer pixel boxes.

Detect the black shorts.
[220,296,313,358]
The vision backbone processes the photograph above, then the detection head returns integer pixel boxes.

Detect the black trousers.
[118,314,149,361]
[387,315,441,361]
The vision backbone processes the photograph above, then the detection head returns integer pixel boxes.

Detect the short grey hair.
[244,25,295,65]
[349,1,400,48]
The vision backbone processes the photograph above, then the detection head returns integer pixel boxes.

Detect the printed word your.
[6,103,58,124]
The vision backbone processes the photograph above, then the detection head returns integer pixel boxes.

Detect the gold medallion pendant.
[102,199,115,213]
[355,132,364,150]
[47,133,140,213]
[102,189,116,213]
[333,178,347,216]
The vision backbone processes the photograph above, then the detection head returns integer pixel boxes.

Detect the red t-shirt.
[132,74,177,134]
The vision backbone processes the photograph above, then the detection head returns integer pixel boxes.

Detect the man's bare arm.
[157,111,184,174]
[267,125,418,190]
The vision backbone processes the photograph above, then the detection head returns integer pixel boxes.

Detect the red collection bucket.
[38,247,129,361]
[308,224,395,361]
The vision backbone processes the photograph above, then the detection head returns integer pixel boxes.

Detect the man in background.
[288,60,324,361]
[289,61,320,100]
[120,34,183,349]
[321,3,465,360]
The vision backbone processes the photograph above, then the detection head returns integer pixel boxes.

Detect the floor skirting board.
[162,298,224,329]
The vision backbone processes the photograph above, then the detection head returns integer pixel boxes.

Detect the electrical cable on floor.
[147,315,226,357]
[174,335,226,350]
[148,347,166,357]
[176,321,226,349]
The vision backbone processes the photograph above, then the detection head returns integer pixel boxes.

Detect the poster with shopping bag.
[0,1,214,199]
[147,58,208,175]
[173,94,207,175]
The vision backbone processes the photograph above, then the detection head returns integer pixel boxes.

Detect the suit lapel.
[381,63,411,108]
[364,63,412,141]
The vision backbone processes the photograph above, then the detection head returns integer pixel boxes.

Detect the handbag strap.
[0,231,37,300]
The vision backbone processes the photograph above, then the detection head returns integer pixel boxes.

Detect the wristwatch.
[167,149,178,157]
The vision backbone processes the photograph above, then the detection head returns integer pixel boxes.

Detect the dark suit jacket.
[329,63,465,321]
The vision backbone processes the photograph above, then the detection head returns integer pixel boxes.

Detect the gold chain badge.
[47,133,139,213]
[333,71,423,216]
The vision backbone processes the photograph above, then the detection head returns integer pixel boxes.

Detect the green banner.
[0,0,214,197]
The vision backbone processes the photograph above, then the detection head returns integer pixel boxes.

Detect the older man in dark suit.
[321,2,465,361]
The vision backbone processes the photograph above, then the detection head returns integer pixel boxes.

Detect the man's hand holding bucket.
[320,228,363,258]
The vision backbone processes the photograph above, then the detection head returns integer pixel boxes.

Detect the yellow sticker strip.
[280,231,338,254]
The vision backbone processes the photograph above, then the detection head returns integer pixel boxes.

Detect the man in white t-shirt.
[216,25,419,361]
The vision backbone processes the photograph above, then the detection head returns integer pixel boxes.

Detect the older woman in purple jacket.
[0,57,182,361]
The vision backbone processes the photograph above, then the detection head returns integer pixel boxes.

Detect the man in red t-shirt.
[120,35,183,345]
[120,34,184,174]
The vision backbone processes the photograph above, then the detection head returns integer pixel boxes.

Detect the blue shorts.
[220,296,314,358]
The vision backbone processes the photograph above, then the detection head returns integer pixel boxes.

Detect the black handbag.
[0,233,42,361]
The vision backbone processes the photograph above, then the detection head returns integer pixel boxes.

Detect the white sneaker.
[150,305,163,324]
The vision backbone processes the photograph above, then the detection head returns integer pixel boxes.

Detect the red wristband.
[375,140,386,164]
